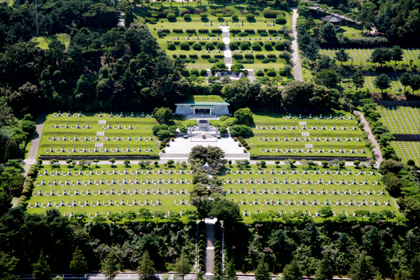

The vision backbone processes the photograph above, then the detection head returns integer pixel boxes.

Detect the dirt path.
[355,110,383,165]
[291,7,303,82]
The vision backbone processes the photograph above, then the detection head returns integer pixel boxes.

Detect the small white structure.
[175,101,230,118]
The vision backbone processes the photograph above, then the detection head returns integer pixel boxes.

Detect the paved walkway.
[355,111,383,165]
[221,26,232,68]
[291,7,303,81]
[204,218,216,275]
[26,113,46,165]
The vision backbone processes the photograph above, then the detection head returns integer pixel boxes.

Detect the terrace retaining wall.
[251,155,371,161]
[393,134,420,141]
[39,155,159,160]
[355,100,420,106]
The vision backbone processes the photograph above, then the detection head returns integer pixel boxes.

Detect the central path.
[25,113,46,165]
[204,218,216,275]
[221,26,232,69]
[291,7,303,81]
[355,111,383,166]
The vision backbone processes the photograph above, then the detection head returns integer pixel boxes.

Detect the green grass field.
[39,112,159,158]
[32,33,71,49]
[247,110,371,159]
[27,164,399,221]
[186,95,224,102]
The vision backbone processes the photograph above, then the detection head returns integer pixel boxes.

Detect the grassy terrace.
[392,141,420,166]
[340,74,412,94]
[247,110,371,159]
[185,95,224,102]
[320,48,420,67]
[378,106,420,134]
[39,112,159,158]
[146,3,293,69]
[28,164,398,221]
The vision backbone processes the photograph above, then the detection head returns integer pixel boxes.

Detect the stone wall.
[393,134,420,141]
[354,100,420,106]
[213,105,230,115]
[39,155,159,160]
[252,155,371,161]
[175,105,194,115]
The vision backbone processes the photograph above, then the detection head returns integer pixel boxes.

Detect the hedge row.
[214,221,223,275]
[197,221,206,272]
[18,164,38,207]
[238,136,250,150]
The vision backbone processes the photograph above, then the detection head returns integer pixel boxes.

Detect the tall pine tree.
[348,252,375,280]
[4,138,20,162]
[254,260,271,280]
[137,251,156,280]
[282,259,302,280]
[70,246,88,280]
[314,253,334,280]
[32,252,51,280]
[101,251,119,280]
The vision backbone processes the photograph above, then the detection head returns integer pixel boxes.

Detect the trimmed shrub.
[167,43,176,50]
[208,58,219,63]
[167,13,176,20]
[268,29,278,34]
[198,29,209,33]
[230,29,241,33]
[186,29,196,33]
[211,29,222,33]
[263,8,284,18]
[256,70,264,76]
[180,41,190,50]
[251,42,261,51]
[189,54,198,59]
[200,13,208,18]
[191,69,199,76]
[245,54,255,59]
[201,55,210,59]
[264,41,273,50]
[245,14,254,20]
[240,41,251,50]
[238,32,248,37]
[184,14,191,20]
[205,42,215,50]
[217,42,225,50]
[200,69,207,76]
[229,125,252,136]
[275,14,287,24]
[229,41,239,50]
[267,69,276,76]
[192,43,202,50]
[173,29,183,33]
[233,54,244,59]
[232,14,238,20]
[255,54,265,59]
[244,29,255,33]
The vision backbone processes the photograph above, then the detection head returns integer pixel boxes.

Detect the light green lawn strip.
[28,164,399,220]
[336,26,363,38]
[32,33,70,49]
[186,95,224,102]
[25,139,33,160]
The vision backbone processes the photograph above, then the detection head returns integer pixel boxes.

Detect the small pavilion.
[321,13,343,26]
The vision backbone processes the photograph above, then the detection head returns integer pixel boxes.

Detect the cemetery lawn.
[28,164,399,221]
[248,110,372,159]
[32,33,70,49]
[377,106,420,134]
[232,57,288,70]
[146,3,292,69]
[320,48,420,68]
[38,112,160,159]
[392,141,420,166]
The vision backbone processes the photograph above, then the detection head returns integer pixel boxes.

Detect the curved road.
[291,7,303,81]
